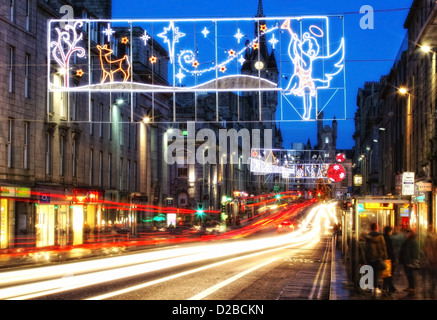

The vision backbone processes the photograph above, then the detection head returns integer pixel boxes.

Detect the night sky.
[112,0,413,150]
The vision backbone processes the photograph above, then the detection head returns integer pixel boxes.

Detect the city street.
[2,0,437,309]
[0,203,336,301]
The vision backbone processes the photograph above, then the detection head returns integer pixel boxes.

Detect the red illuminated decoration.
[228,49,236,57]
[260,24,267,32]
[88,191,100,202]
[192,60,200,68]
[336,153,345,163]
[220,66,227,73]
[75,69,84,77]
[252,42,259,50]
[73,192,87,204]
[327,164,346,182]
[150,56,157,64]
[121,36,129,44]
[72,189,101,204]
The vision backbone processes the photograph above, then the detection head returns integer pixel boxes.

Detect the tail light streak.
[0,202,337,300]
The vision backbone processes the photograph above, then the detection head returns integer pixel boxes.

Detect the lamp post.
[398,87,412,172]
[359,153,366,195]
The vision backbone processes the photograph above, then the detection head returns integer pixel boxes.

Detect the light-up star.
[175,68,185,83]
[201,27,210,38]
[158,21,186,64]
[228,49,236,57]
[219,66,227,73]
[234,29,244,43]
[121,37,129,44]
[140,31,151,46]
[238,55,246,65]
[102,23,115,42]
[269,34,279,49]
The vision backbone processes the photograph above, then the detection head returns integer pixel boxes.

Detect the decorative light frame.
[47,16,345,122]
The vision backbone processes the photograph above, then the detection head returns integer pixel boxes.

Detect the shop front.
[1,186,33,250]
[410,192,430,249]
[72,188,104,244]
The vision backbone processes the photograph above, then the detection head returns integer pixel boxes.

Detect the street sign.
[416,181,432,192]
[402,172,415,196]
[353,175,363,186]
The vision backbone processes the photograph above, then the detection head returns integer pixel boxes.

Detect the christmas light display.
[50,20,85,88]
[102,23,115,42]
[48,16,345,122]
[281,18,344,120]
[97,44,131,83]
[336,153,345,163]
[140,30,151,45]
[327,164,346,182]
[157,21,185,64]
[250,148,346,182]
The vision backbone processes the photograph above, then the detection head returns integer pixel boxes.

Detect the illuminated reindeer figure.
[96,44,131,83]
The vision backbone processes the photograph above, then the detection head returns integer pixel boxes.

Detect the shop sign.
[73,189,88,204]
[416,181,432,192]
[353,175,363,186]
[1,186,31,198]
[72,189,103,204]
[402,172,415,196]
[39,194,51,203]
[364,203,394,210]
[400,207,410,217]
[233,191,248,197]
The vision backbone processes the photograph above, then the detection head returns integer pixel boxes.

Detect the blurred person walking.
[399,230,420,294]
[422,226,437,299]
[364,223,388,296]
[382,226,397,293]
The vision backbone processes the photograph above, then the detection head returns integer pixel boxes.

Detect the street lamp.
[398,87,412,171]
[142,116,151,123]
[420,45,431,53]
[398,87,408,95]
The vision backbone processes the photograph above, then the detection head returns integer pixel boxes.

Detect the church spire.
[256,0,264,17]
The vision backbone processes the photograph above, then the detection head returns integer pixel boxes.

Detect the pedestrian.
[364,222,388,295]
[391,226,405,269]
[382,226,397,293]
[399,229,420,294]
[333,223,339,247]
[422,226,437,299]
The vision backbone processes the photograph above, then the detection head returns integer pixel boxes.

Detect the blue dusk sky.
[112,0,413,150]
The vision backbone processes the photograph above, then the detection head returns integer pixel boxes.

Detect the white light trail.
[187,258,279,300]
[0,203,337,300]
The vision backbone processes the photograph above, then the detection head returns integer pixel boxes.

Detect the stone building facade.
[356,0,437,237]
[0,0,170,250]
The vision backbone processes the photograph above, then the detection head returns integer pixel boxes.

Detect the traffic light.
[196,204,205,218]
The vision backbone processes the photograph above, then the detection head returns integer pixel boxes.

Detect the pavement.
[329,239,436,300]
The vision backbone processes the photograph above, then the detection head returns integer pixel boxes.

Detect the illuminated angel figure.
[281,19,344,121]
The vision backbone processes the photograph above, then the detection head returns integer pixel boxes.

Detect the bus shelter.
[340,196,411,292]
